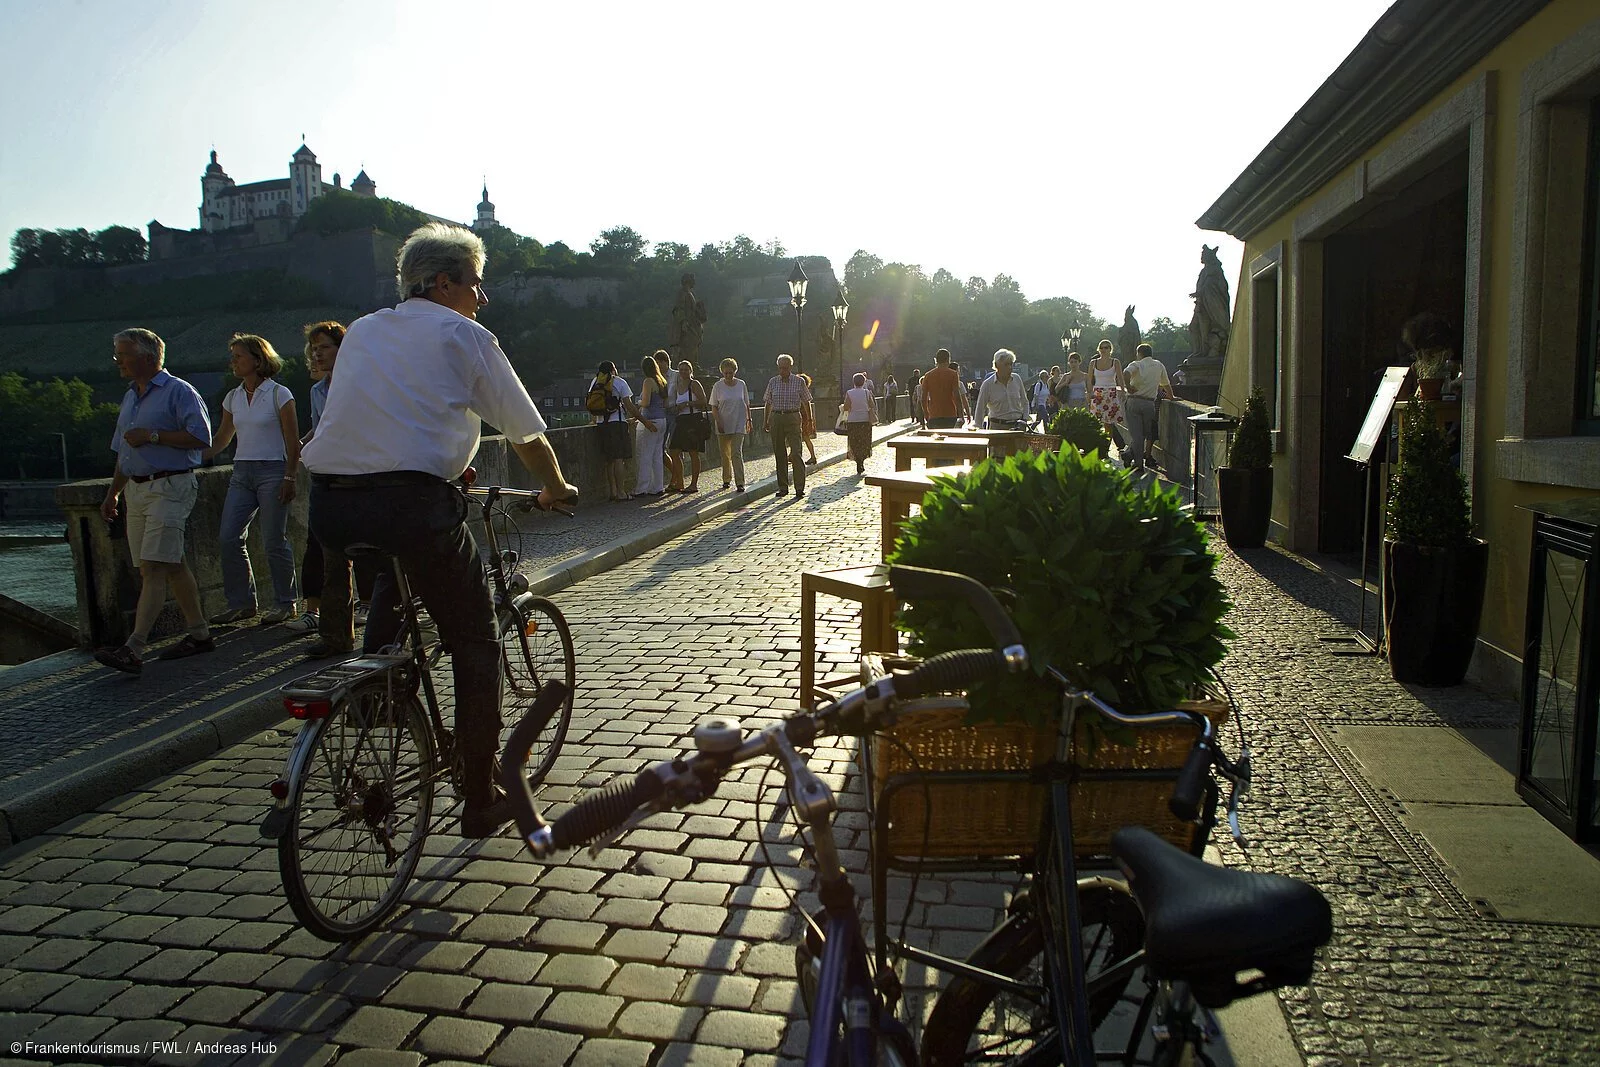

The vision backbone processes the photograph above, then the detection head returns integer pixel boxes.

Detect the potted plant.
[1048,406,1112,458]
[1217,388,1273,548]
[1403,311,1454,401]
[1382,397,1487,685]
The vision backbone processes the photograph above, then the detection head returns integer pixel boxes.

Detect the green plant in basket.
[1047,406,1112,457]
[888,445,1233,726]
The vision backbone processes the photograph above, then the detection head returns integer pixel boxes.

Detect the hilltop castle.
[198,143,497,233]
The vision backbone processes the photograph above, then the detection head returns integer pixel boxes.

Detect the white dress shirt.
[303,298,546,478]
[975,372,1029,424]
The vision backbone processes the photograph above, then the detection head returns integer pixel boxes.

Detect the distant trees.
[9,226,148,270]
[295,190,432,239]
[0,372,120,479]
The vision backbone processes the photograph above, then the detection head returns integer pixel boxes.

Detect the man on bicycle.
[974,348,1030,430]
[302,222,578,838]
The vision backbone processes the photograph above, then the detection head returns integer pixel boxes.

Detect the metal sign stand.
[1321,366,1412,657]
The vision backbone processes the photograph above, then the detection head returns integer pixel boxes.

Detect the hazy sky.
[0,0,1395,325]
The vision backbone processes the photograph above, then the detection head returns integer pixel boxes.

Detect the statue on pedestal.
[1188,245,1231,362]
[667,272,707,367]
[1117,305,1142,360]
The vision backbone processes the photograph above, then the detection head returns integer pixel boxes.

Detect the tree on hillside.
[845,250,884,289]
[653,241,692,263]
[296,190,432,239]
[1142,315,1190,354]
[479,224,543,280]
[590,225,648,269]
[9,225,148,270]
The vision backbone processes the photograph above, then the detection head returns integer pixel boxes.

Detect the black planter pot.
[1382,538,1488,686]
[1218,467,1273,548]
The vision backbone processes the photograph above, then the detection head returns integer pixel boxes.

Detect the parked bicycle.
[501,565,1331,1065]
[261,475,576,942]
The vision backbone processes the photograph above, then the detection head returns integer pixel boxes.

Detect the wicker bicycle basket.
[864,655,1230,862]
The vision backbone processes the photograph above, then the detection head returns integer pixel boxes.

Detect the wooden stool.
[800,564,897,708]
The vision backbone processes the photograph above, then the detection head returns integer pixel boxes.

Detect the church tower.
[474,183,497,231]
[289,142,323,217]
[351,169,376,198]
[199,150,232,233]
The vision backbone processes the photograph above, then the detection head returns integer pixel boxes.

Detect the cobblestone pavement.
[1,445,1598,1065]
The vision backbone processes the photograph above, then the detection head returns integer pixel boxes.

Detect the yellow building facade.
[1201,0,1600,697]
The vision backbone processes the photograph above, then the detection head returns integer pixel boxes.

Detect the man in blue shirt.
[95,328,215,675]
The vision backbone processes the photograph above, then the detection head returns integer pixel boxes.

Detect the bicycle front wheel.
[920,882,1144,1067]
[500,596,575,785]
[278,683,436,941]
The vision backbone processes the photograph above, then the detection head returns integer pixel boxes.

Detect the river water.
[0,522,77,623]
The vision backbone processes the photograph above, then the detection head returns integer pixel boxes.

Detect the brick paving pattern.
[0,440,1597,1065]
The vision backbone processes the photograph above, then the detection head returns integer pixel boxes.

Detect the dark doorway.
[1319,153,1469,555]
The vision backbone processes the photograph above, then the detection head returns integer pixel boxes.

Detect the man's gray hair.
[993,348,1016,367]
[114,328,165,368]
[396,223,487,299]
[776,353,794,368]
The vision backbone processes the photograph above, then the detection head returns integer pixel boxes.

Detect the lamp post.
[52,432,68,482]
[1060,329,1071,364]
[831,287,849,394]
[788,260,809,374]
[1069,325,1082,356]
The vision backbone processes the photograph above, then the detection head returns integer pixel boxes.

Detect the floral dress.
[1089,362,1125,433]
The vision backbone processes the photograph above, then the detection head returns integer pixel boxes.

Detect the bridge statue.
[1117,305,1142,359]
[667,272,707,367]
[1188,245,1231,362]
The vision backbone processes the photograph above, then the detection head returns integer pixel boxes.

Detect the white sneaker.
[283,612,319,634]
[259,605,296,625]
[354,602,370,626]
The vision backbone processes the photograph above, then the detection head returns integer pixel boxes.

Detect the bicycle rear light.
[269,779,289,799]
[461,466,477,485]
[284,697,333,720]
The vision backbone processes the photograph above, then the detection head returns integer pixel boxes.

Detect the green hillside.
[0,307,363,381]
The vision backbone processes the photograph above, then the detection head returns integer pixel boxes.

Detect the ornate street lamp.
[1060,329,1071,362]
[788,260,809,374]
[831,287,849,392]
[1069,325,1082,355]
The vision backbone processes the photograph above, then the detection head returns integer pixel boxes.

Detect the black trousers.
[309,477,502,805]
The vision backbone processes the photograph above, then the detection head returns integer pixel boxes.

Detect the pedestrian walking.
[798,373,820,465]
[763,354,811,499]
[667,361,710,493]
[1124,342,1174,472]
[975,349,1031,430]
[1088,339,1130,459]
[844,372,878,474]
[882,373,898,422]
[710,357,751,491]
[921,350,968,429]
[588,359,641,501]
[1031,370,1052,426]
[633,353,667,496]
[202,333,302,626]
[94,328,215,675]
[907,368,924,427]
[302,221,578,838]
[1055,351,1089,410]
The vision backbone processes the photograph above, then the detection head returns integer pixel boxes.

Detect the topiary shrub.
[1227,388,1272,470]
[888,445,1234,724]
[1386,398,1470,547]
[1048,406,1112,457]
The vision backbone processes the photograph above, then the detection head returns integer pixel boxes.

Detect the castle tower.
[289,142,323,217]
[351,169,376,198]
[474,182,497,231]
[199,150,232,233]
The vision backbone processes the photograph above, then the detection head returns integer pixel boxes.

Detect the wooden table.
[914,427,1034,455]
[799,564,897,707]
[889,436,990,471]
[865,468,963,557]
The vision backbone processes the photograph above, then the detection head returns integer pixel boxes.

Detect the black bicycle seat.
[1111,826,1332,1007]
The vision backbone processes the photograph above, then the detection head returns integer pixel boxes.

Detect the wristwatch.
[148,430,160,445]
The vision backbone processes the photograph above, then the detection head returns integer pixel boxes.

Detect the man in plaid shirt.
[763,354,812,499]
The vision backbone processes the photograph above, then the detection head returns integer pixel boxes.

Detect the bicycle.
[499,565,1333,1066]
[260,475,577,942]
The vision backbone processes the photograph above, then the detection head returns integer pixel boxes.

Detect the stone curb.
[0,422,914,847]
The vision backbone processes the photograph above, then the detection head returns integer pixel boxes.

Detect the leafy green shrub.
[1227,388,1272,470]
[1386,398,1470,547]
[1047,405,1111,456]
[888,446,1234,723]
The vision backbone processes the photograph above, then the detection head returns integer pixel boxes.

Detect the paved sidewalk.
[0,423,905,846]
[0,440,1597,1065]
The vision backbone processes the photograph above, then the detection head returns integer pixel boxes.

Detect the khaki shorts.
[125,473,196,564]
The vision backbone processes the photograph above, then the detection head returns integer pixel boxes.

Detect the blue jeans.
[219,459,298,610]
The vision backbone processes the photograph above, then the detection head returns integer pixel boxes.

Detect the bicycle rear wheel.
[278,682,436,941]
[920,882,1144,1066]
[500,596,575,785]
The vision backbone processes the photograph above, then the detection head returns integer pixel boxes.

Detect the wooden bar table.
[799,563,896,707]
[865,468,964,557]
[912,427,1032,456]
[888,436,990,471]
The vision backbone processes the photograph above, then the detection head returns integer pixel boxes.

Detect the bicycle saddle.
[1111,826,1332,1007]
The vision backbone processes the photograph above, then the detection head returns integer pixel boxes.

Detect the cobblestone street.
[1,443,1598,1065]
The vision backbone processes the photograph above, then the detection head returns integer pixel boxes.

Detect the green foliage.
[296,190,433,238]
[1386,398,1471,547]
[1413,348,1449,379]
[1,271,329,324]
[478,225,543,281]
[1047,406,1111,456]
[9,226,147,270]
[1227,388,1272,470]
[0,372,120,478]
[889,446,1234,722]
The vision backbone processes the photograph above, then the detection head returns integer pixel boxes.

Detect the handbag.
[833,404,849,435]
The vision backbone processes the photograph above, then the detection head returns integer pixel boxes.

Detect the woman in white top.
[1087,339,1128,452]
[202,333,301,625]
[633,353,668,496]
[709,357,752,491]
[843,371,878,475]
[666,361,709,493]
